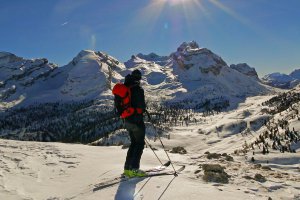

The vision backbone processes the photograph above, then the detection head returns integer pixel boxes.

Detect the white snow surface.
[0,95,299,200]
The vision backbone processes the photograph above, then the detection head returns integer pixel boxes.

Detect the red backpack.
[112,83,142,118]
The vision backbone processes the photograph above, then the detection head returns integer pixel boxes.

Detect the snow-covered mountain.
[123,41,271,109]
[290,69,300,80]
[167,41,270,108]
[261,72,300,89]
[0,52,58,106]
[0,50,125,108]
[230,63,259,80]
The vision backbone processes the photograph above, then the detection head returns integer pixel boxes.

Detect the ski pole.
[144,138,164,166]
[146,110,178,176]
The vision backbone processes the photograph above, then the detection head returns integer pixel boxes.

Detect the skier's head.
[131,69,142,81]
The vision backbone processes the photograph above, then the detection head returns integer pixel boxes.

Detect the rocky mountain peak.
[0,52,23,65]
[230,63,259,79]
[171,41,227,77]
[135,53,170,66]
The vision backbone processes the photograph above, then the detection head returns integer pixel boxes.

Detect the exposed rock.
[202,164,229,184]
[224,155,234,162]
[206,153,221,159]
[242,175,253,180]
[170,146,187,154]
[202,164,225,173]
[254,164,262,169]
[261,166,272,171]
[230,63,259,80]
[206,152,234,161]
[254,173,266,183]
[203,171,229,184]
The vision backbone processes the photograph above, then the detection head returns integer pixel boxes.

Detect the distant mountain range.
[0,41,284,110]
[261,70,300,89]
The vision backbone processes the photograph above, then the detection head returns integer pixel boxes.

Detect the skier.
[114,69,147,178]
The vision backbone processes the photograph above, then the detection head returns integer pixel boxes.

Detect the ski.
[93,161,170,192]
[145,161,171,173]
[93,165,185,192]
[145,165,185,177]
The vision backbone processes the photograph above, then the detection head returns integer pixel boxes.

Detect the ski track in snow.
[0,95,300,200]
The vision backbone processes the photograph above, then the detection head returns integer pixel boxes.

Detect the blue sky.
[0,0,299,76]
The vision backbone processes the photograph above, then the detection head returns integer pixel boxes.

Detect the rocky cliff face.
[167,41,269,102]
[230,63,259,80]
[171,41,227,78]
[0,52,57,104]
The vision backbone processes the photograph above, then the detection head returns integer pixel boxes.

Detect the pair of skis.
[93,161,185,192]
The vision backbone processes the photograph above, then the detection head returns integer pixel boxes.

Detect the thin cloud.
[61,21,69,26]
[54,0,89,14]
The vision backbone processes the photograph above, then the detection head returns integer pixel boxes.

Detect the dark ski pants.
[124,121,145,170]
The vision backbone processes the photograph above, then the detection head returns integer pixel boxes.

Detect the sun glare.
[132,0,253,38]
[159,0,194,6]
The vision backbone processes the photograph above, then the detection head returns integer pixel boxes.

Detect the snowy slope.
[0,94,299,200]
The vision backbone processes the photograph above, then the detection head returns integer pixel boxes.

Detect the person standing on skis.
[113,69,146,178]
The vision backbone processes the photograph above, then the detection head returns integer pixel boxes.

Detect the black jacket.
[124,74,146,124]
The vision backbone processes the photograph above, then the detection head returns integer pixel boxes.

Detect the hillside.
[0,93,299,200]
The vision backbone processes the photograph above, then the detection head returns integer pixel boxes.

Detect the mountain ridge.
[1,41,273,110]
